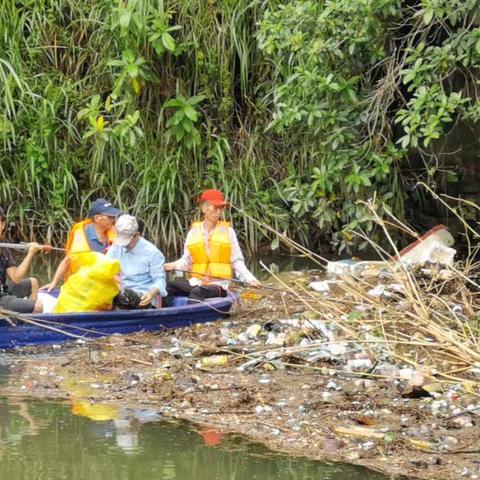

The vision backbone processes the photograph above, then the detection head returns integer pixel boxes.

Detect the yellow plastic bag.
[54,252,120,313]
[71,399,119,422]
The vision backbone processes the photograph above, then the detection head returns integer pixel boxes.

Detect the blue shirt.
[106,237,167,298]
[84,224,109,252]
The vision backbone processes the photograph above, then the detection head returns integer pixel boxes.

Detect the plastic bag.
[54,252,120,313]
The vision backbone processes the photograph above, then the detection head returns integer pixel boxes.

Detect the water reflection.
[0,397,387,480]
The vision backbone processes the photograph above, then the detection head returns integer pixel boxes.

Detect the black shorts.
[9,279,33,298]
[0,279,35,313]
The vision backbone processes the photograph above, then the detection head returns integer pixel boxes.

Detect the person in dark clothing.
[0,208,43,313]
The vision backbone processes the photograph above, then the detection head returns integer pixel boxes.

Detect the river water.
[0,396,387,480]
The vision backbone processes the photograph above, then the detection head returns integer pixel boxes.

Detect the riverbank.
[2,267,480,479]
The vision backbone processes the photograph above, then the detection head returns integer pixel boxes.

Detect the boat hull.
[0,294,236,348]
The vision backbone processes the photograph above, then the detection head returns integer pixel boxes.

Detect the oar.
[171,269,293,295]
[0,242,65,253]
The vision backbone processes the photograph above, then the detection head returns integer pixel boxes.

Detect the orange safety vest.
[186,221,232,283]
[65,219,116,277]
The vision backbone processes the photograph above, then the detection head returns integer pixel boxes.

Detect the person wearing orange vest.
[41,198,120,292]
[164,189,260,304]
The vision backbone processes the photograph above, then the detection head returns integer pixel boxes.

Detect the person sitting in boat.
[42,198,120,292]
[163,189,260,304]
[0,208,43,313]
[107,215,167,308]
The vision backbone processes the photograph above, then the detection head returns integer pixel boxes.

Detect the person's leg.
[33,299,43,313]
[166,279,194,296]
[29,278,38,300]
[9,278,36,300]
[188,284,227,303]
[163,279,194,307]
[0,295,37,313]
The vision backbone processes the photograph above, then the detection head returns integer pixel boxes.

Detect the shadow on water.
[0,397,388,480]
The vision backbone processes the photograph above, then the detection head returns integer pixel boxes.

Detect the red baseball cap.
[199,189,228,207]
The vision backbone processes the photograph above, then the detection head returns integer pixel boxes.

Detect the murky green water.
[0,395,386,480]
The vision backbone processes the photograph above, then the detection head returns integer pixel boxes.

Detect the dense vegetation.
[1,0,480,253]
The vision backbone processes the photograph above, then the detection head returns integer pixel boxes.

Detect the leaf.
[82,130,96,139]
[131,78,140,94]
[107,60,125,67]
[384,432,395,444]
[187,95,206,105]
[119,10,132,28]
[174,125,185,141]
[122,49,135,64]
[476,39,480,55]
[184,105,198,121]
[423,8,434,25]
[162,32,175,52]
[347,89,358,103]
[181,118,193,132]
[270,237,279,251]
[400,135,410,149]
[164,98,184,108]
[362,176,371,187]
[127,63,138,78]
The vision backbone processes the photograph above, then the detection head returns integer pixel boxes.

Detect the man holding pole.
[0,208,43,313]
[164,189,260,304]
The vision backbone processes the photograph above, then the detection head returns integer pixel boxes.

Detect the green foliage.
[0,0,281,252]
[396,87,467,148]
[258,0,404,250]
[415,0,478,26]
[164,93,205,149]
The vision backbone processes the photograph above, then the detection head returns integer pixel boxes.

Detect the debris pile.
[4,225,480,479]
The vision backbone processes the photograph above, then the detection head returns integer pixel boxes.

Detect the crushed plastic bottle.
[201,355,228,367]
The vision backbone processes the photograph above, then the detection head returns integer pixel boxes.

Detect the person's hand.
[139,289,158,307]
[249,279,262,288]
[27,242,42,255]
[40,281,57,292]
[164,263,176,272]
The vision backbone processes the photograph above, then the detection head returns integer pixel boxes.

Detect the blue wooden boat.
[0,294,237,349]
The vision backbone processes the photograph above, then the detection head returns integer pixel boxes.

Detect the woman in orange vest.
[164,189,260,304]
[41,199,120,292]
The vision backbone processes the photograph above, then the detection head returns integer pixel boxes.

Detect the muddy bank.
[1,290,479,480]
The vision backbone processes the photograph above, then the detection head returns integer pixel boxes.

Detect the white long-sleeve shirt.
[169,222,257,290]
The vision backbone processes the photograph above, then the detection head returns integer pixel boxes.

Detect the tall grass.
[0,0,298,255]
[4,0,418,256]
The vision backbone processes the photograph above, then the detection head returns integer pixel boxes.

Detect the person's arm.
[105,246,118,259]
[229,229,260,286]
[41,226,75,291]
[105,247,122,285]
[40,256,69,291]
[164,231,193,273]
[7,243,41,284]
[139,249,167,306]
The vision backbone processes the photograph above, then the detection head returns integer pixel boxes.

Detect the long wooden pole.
[172,269,293,294]
[0,242,65,252]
